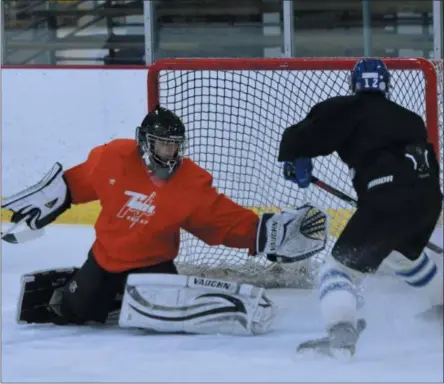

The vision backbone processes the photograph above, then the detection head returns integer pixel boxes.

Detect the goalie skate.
[17,268,123,325]
[296,318,366,358]
[17,268,78,324]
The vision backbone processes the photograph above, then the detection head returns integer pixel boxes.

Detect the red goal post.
[147,58,443,288]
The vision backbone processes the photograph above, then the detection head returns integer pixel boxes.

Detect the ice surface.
[2,224,443,382]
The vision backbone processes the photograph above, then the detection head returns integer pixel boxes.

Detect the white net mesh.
[148,58,443,288]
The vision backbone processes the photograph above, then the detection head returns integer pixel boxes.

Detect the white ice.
[2,224,443,382]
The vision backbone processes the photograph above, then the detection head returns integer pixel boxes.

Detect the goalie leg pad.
[118,274,277,335]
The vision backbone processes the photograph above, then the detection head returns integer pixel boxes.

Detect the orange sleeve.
[63,145,105,204]
[183,177,259,253]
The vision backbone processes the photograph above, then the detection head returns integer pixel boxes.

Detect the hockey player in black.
[278,58,443,357]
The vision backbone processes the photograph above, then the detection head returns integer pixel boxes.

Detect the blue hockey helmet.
[350,58,390,97]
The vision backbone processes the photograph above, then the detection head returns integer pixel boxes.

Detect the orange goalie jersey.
[63,139,259,272]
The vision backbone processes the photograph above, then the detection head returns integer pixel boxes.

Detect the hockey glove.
[256,204,328,263]
[283,158,313,188]
[2,162,72,230]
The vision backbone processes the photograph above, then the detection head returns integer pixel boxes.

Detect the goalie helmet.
[136,105,186,180]
[350,58,390,98]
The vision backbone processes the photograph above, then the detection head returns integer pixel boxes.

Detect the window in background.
[292,1,367,57]
[291,0,434,59]
[2,0,145,66]
[369,1,433,58]
[152,0,284,60]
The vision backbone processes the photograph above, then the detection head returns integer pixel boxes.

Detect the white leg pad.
[385,250,443,306]
[118,274,277,336]
[318,255,364,329]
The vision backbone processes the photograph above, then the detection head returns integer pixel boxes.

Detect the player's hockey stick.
[311,176,443,254]
[1,216,45,244]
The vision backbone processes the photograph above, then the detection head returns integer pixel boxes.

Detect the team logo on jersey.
[117,191,156,228]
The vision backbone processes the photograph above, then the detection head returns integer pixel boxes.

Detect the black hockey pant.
[331,182,442,273]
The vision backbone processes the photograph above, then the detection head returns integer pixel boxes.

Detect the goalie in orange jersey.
[2,106,328,336]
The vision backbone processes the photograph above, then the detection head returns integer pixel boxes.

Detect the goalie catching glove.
[257,204,328,263]
[2,163,71,234]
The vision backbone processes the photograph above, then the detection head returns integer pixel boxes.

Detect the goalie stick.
[311,176,443,255]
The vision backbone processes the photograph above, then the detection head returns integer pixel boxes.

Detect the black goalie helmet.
[136,105,186,180]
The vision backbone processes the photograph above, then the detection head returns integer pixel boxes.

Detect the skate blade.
[297,337,331,357]
[329,346,356,360]
[296,319,366,358]
[297,339,355,359]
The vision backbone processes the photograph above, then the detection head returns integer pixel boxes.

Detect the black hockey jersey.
[278,93,440,196]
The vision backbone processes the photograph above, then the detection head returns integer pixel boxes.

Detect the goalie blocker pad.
[119,274,277,336]
[1,162,71,232]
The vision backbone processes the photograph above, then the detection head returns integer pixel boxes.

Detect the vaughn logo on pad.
[191,277,235,291]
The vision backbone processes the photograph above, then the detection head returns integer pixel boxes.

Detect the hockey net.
[147,58,443,288]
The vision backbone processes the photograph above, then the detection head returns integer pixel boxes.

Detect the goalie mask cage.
[147,58,443,288]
